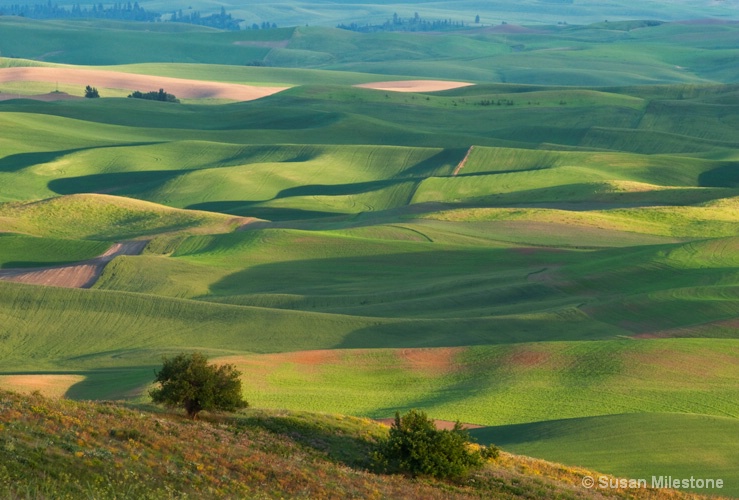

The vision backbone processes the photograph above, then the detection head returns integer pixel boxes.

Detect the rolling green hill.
[1,16,738,498]
[472,413,739,497]
[2,18,739,84]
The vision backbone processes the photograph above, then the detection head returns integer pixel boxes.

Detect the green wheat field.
[1,10,738,497]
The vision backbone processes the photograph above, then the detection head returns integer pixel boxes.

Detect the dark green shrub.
[149,352,248,419]
[372,409,496,480]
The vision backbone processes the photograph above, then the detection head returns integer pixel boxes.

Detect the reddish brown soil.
[0,67,288,101]
[281,350,343,366]
[452,146,474,176]
[397,347,465,375]
[354,80,473,92]
[0,240,148,288]
[503,348,552,368]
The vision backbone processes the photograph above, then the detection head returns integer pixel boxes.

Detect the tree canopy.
[84,85,100,98]
[128,89,179,103]
[149,352,248,419]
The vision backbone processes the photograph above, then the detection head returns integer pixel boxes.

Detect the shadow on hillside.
[48,169,186,195]
[235,413,380,469]
[199,180,730,230]
[273,178,417,199]
[396,148,467,178]
[698,162,739,187]
[0,142,163,173]
[187,201,349,221]
[64,366,155,400]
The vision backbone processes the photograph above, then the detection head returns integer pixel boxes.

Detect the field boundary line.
[452,146,474,176]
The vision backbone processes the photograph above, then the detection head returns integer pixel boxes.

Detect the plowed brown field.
[0,67,288,101]
[0,240,147,288]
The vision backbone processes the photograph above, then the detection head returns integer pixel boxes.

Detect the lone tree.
[373,409,498,480]
[150,352,248,419]
[84,85,100,98]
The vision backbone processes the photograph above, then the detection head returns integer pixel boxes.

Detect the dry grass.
[0,390,719,499]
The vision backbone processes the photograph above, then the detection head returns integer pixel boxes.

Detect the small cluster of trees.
[83,85,181,102]
[128,88,179,103]
[84,85,99,98]
[338,12,469,33]
[170,6,244,31]
[478,99,515,107]
[150,352,498,480]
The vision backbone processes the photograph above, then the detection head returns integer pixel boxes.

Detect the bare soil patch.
[452,146,474,176]
[397,347,465,375]
[502,346,553,369]
[281,349,343,366]
[0,374,85,398]
[354,80,474,93]
[0,240,147,288]
[0,67,288,101]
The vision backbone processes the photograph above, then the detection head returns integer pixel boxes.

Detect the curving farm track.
[0,240,147,289]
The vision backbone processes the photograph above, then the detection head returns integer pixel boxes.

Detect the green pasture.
[0,277,634,375]
[131,0,739,28]
[99,62,392,86]
[0,18,738,490]
[0,234,109,268]
[209,339,739,425]
[2,82,737,156]
[2,18,739,85]
[472,413,739,496]
[85,224,739,339]
[0,194,238,239]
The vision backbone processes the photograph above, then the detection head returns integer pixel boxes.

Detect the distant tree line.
[0,0,156,21]
[128,89,179,103]
[338,12,469,33]
[0,1,277,31]
[478,99,515,106]
[170,6,242,31]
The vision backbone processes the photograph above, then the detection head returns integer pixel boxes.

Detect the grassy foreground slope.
[0,390,716,500]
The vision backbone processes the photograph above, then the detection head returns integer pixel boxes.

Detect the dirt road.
[0,240,147,288]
